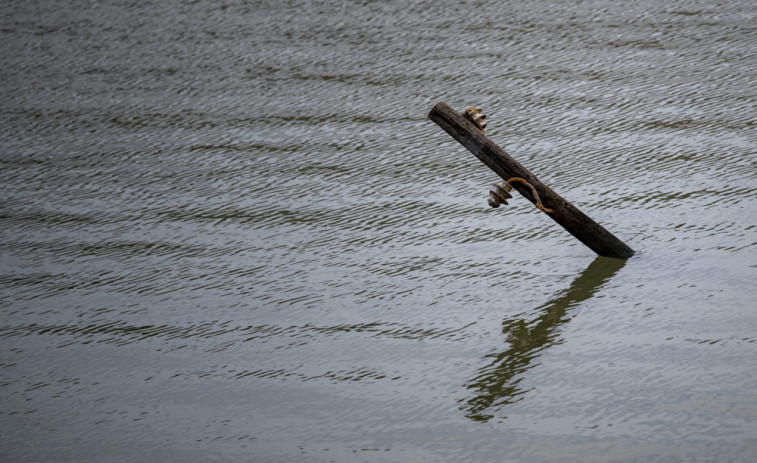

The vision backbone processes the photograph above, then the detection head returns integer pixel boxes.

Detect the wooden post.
[428,101,634,259]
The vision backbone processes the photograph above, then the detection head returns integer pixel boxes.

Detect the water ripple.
[1,0,756,460]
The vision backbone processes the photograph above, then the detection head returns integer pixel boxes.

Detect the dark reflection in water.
[462,257,626,422]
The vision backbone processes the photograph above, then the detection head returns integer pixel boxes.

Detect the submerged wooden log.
[428,101,635,259]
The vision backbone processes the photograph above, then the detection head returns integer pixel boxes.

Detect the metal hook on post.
[487,180,512,208]
[462,106,487,134]
[489,177,555,214]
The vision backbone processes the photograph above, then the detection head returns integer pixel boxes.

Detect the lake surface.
[1,0,756,461]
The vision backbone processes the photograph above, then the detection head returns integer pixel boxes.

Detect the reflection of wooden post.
[461,256,627,421]
[428,101,634,259]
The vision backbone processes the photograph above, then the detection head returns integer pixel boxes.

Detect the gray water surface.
[1,0,756,461]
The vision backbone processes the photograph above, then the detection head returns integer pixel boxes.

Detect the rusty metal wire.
[465,107,552,215]
[506,177,555,214]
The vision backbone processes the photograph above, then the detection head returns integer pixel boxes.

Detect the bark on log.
[428,101,634,259]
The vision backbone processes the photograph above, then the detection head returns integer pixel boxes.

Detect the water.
[1,0,755,461]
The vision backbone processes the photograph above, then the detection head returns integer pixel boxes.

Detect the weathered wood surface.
[428,101,635,259]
